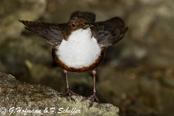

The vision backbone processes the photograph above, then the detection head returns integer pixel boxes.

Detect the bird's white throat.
[56,28,101,68]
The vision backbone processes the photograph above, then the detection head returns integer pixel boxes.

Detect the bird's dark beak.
[82,23,93,30]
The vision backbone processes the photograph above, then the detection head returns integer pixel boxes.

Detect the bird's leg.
[91,69,99,101]
[63,69,78,101]
[85,69,99,107]
[64,69,69,90]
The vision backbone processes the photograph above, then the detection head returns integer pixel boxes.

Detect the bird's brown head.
[68,17,93,30]
[63,17,93,40]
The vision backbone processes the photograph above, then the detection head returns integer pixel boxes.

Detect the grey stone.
[0,0,46,41]
[0,72,119,116]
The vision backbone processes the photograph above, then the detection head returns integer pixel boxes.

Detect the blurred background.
[0,0,174,116]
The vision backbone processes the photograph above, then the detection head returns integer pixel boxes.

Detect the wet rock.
[160,88,174,116]
[0,72,119,116]
[44,0,129,23]
[0,0,46,41]
[160,66,174,88]
[127,0,174,66]
[98,64,174,116]
[0,36,52,75]
[138,77,162,111]
[98,64,138,105]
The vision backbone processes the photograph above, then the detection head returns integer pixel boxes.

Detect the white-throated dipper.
[20,11,128,104]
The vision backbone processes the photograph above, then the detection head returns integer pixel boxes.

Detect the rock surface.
[0,72,119,116]
[0,0,46,41]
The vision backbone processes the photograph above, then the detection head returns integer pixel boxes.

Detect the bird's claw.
[82,92,99,107]
[62,89,79,102]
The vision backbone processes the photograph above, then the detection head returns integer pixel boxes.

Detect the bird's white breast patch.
[56,28,101,68]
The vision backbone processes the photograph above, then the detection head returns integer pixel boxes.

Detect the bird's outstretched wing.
[70,11,96,23]
[91,17,128,48]
[20,20,66,46]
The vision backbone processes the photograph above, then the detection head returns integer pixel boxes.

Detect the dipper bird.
[20,11,128,103]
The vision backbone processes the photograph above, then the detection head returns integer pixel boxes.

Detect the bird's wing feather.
[91,17,128,48]
[20,20,66,46]
[70,11,96,23]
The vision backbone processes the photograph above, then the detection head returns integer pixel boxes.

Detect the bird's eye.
[72,23,75,27]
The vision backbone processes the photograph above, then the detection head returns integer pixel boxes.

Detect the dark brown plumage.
[20,11,128,105]
[92,17,128,47]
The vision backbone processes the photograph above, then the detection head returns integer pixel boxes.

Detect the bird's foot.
[83,92,99,107]
[64,88,79,96]
[62,89,79,102]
